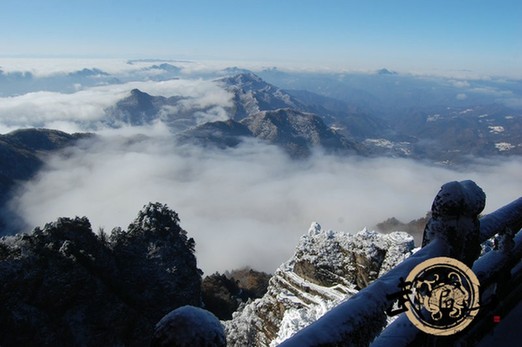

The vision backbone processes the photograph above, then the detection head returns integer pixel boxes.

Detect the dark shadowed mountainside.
[0,202,201,347]
[177,119,252,149]
[241,109,360,157]
[104,88,186,128]
[202,268,271,320]
[285,89,393,139]
[374,214,431,246]
[178,108,361,158]
[0,129,93,233]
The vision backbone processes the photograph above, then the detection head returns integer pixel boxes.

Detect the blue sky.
[1,0,521,75]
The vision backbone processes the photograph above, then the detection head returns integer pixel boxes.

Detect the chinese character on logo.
[386,257,481,336]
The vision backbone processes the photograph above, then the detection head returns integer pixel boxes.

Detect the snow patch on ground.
[495,142,514,151]
[488,125,505,134]
[364,138,394,148]
[426,114,441,122]
[154,306,226,346]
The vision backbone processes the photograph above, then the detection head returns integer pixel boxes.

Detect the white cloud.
[193,107,230,125]
[503,98,522,109]
[0,89,127,127]
[0,58,195,78]
[7,134,522,274]
[0,58,268,78]
[470,86,513,98]
[0,58,137,77]
[450,80,471,88]
[0,78,233,132]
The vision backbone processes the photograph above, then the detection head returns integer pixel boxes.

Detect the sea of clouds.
[1,59,522,274]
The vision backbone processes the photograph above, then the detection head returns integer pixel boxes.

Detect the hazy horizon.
[1,0,521,77]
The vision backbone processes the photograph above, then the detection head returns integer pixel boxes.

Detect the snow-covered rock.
[224,223,414,346]
[152,306,226,347]
[217,73,307,120]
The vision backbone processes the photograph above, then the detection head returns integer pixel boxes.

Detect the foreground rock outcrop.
[225,223,415,346]
[152,306,226,347]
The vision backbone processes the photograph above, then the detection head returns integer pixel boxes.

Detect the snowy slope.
[224,223,415,346]
[218,73,308,120]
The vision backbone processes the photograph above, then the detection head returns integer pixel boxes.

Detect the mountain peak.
[376,68,397,75]
[149,63,181,73]
[221,67,253,75]
[68,68,109,78]
[218,72,267,91]
[218,73,309,121]
[129,88,149,97]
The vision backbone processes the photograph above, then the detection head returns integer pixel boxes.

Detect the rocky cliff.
[225,223,415,346]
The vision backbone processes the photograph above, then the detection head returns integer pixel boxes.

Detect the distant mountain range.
[1,72,521,230]
[393,104,522,160]
[1,73,521,215]
[0,73,522,212]
[103,72,522,162]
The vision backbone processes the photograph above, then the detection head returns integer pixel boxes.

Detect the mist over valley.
[1,60,521,273]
